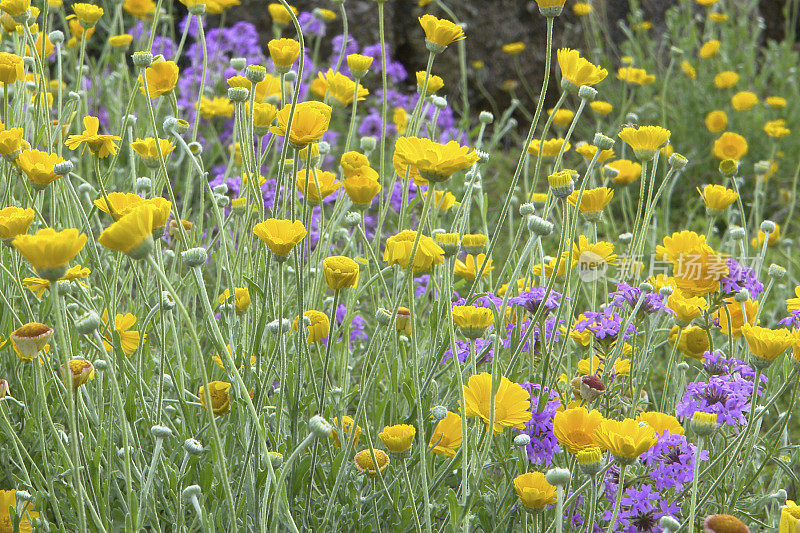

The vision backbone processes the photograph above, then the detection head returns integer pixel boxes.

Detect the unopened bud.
[479,111,494,124]
[181,247,207,268]
[132,51,153,68]
[430,405,448,420]
[578,85,597,100]
[545,467,570,486]
[593,133,615,150]
[309,415,333,438]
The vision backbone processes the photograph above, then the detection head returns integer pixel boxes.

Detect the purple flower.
[603,484,682,532]
[676,361,766,426]
[720,258,764,298]
[517,383,560,465]
[610,282,670,315]
[640,433,708,491]
[778,310,800,328]
[509,287,565,316]
[574,307,637,342]
[335,304,368,346]
[441,338,494,365]
[502,318,563,353]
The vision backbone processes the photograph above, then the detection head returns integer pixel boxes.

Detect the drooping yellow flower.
[394,136,478,183]
[0,0,29,18]
[766,96,787,109]
[454,253,493,281]
[379,424,416,453]
[16,149,66,189]
[271,101,332,148]
[98,203,157,259]
[462,234,488,253]
[462,372,532,433]
[556,48,607,91]
[705,110,728,133]
[101,309,146,355]
[681,61,696,80]
[699,40,720,58]
[415,71,444,95]
[253,218,306,257]
[764,119,791,139]
[617,66,655,85]
[548,107,575,127]
[347,53,374,76]
[140,60,178,98]
[383,230,445,273]
[267,38,301,69]
[712,132,748,161]
[343,167,381,208]
[267,2,297,25]
[315,69,368,106]
[553,407,604,454]
[0,489,38,532]
[418,14,464,49]
[123,0,155,18]
[292,310,330,343]
[714,70,739,89]
[533,0,567,16]
[567,187,614,217]
[713,297,758,338]
[340,151,370,178]
[295,169,340,204]
[61,358,95,388]
[698,184,738,214]
[130,137,175,167]
[331,416,361,448]
[605,159,641,185]
[618,125,671,161]
[635,411,683,436]
[527,138,570,158]
[594,418,657,464]
[199,381,232,416]
[354,449,389,478]
[217,287,250,314]
[65,116,121,158]
[429,411,462,457]
[590,100,613,115]
[0,206,34,241]
[573,2,592,15]
[13,227,87,280]
[10,322,53,361]
[322,256,359,290]
[0,127,24,158]
[731,91,758,111]
[513,472,557,511]
[576,143,615,163]
[550,171,577,198]
[741,324,792,366]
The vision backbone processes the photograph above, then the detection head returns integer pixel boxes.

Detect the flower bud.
[182,485,202,501]
[151,425,173,439]
[265,451,284,468]
[93,359,107,371]
[578,85,597,100]
[431,95,447,109]
[430,405,448,420]
[376,308,392,326]
[134,177,152,194]
[181,247,207,268]
[754,160,770,176]
[519,203,535,216]
[760,220,776,235]
[68,91,81,102]
[230,57,247,71]
[344,211,361,227]
[772,489,787,505]
[227,87,249,102]
[479,111,494,124]
[668,153,688,170]
[184,438,205,455]
[284,71,297,83]
[215,194,230,208]
[52,159,74,176]
[527,215,553,237]
[15,490,31,502]
[729,226,745,241]
[602,164,619,179]
[161,291,175,310]
[309,415,333,438]
[245,64,267,83]
[690,411,717,436]
[659,516,681,532]
[545,467,570,486]
[718,159,738,176]
[513,434,531,447]
[360,136,376,152]
[592,133,614,150]
[768,264,786,279]
[49,30,64,44]
[659,286,674,298]
[132,51,153,68]
[625,112,639,124]
[0,379,9,399]
[734,289,750,303]
[75,311,102,335]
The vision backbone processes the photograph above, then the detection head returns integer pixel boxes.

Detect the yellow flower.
[709,12,727,22]
[423,189,459,210]
[594,418,657,463]
[130,137,175,167]
[72,2,103,25]
[268,38,301,69]
[556,48,607,91]
[65,115,121,158]
[0,489,38,532]
[383,230,445,273]
[590,100,613,115]
[199,381,232,416]
[393,136,478,182]
[669,324,710,360]
[0,0,29,17]
[533,0,567,16]
[253,218,307,257]
[764,119,790,139]
[10,322,53,361]
[123,0,155,18]
[712,132,748,161]
[452,305,493,338]
[787,286,800,312]
[197,96,234,119]
[713,297,758,338]
[672,246,728,297]
[576,143,615,163]
[139,60,178,98]
[204,0,240,15]
[548,108,575,127]
[295,169,340,204]
[429,411,462,457]
[22,264,90,298]
[211,345,255,371]
[572,235,617,270]
[418,14,464,49]
[354,449,389,478]
[766,96,787,108]
[217,287,250,313]
[379,424,416,453]
[741,324,792,366]
[667,291,708,323]
[502,41,525,55]
[698,184,738,214]
[331,416,361,448]
[393,107,408,134]
[731,91,758,111]
[415,71,444,95]
[0,52,23,84]
[248,101,278,134]
[61,359,95,388]
[681,60,696,80]
[656,230,711,262]
[462,372,532,433]
[462,233,488,252]
[347,53,374,76]
[322,256,359,290]
[699,39,720,58]
[618,125,671,161]
[527,138,570,158]
[27,31,54,58]
[454,253,493,281]
[616,66,655,85]
[780,500,800,533]
[513,472,557,511]
[573,2,592,15]
[98,204,157,259]
[0,206,34,241]
[577,355,631,376]
[705,110,728,133]
[343,167,381,207]
[567,187,614,216]
[714,70,739,89]
[553,407,604,454]
[271,101,332,148]
[340,150,371,178]
[267,2,297,25]
[292,310,329,343]
[13,227,87,280]
[635,411,683,436]
[0,127,24,158]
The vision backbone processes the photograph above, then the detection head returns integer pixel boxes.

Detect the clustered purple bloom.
[574,307,637,341]
[335,305,368,346]
[609,282,670,315]
[720,258,764,298]
[640,432,708,491]
[509,287,565,316]
[601,484,681,533]
[502,318,563,353]
[778,310,800,328]
[442,338,494,364]
[676,354,766,426]
[517,383,560,465]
